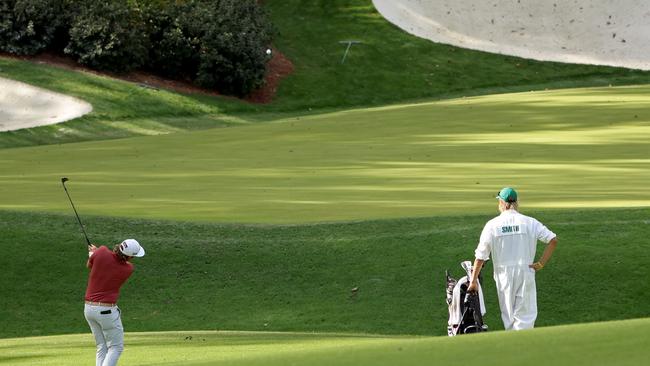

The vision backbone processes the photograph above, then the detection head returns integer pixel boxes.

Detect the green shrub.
[145,1,200,80]
[191,0,274,96]
[2,0,274,96]
[64,0,149,72]
[145,0,274,96]
[0,0,64,55]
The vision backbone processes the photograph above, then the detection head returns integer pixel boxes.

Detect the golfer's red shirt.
[85,246,134,304]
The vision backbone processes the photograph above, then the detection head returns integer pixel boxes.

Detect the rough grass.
[1,208,648,339]
[0,58,252,148]
[267,0,650,111]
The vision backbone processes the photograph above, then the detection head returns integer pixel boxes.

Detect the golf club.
[61,177,92,248]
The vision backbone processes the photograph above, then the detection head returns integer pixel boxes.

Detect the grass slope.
[0,58,252,148]
[0,86,649,223]
[267,0,650,111]
[3,0,650,147]
[1,318,649,365]
[1,208,648,339]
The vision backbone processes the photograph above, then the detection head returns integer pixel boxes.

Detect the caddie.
[84,239,145,366]
[467,187,557,330]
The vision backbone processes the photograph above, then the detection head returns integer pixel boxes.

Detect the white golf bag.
[445,261,488,336]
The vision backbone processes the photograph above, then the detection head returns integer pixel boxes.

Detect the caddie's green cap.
[496,187,518,202]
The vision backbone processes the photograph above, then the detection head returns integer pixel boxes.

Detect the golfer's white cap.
[119,239,145,257]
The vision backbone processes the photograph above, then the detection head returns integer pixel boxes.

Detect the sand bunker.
[373,0,650,70]
[0,77,92,132]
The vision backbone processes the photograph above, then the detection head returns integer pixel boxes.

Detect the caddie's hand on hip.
[529,262,544,271]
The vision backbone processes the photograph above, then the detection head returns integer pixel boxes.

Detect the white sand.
[373,0,650,70]
[0,77,92,132]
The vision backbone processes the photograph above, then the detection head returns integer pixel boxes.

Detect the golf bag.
[445,260,488,336]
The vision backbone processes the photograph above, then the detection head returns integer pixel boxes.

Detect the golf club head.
[61,177,69,184]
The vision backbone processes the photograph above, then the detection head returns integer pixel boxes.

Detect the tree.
[0,0,65,55]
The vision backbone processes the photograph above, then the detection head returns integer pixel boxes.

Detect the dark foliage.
[145,1,200,80]
[147,0,274,96]
[191,0,274,96]
[1,0,274,96]
[64,0,149,72]
[0,0,65,55]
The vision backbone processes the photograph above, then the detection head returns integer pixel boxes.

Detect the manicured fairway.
[0,86,648,223]
[1,318,648,366]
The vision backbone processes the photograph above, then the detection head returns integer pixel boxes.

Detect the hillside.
[3,1,650,147]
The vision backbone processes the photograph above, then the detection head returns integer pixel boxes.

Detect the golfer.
[84,239,145,366]
[468,187,557,330]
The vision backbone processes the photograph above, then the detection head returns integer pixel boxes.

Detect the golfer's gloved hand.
[529,262,544,271]
[88,244,97,257]
[467,281,479,294]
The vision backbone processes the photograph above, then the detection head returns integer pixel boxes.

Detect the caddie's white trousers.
[84,304,124,366]
[493,265,537,330]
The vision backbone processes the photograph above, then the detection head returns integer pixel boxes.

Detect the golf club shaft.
[61,179,91,247]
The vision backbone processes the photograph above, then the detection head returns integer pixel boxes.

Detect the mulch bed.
[1,48,294,104]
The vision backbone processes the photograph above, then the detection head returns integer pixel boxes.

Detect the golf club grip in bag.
[446,261,488,336]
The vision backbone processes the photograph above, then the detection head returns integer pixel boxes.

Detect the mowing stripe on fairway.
[0,85,648,223]
[1,318,648,365]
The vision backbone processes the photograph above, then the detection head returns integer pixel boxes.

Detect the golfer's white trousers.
[84,304,124,366]
[494,265,537,330]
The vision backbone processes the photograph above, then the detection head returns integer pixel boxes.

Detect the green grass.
[1,3,649,365]
[0,58,255,148]
[1,318,649,365]
[267,0,650,111]
[1,208,648,339]
[3,0,650,147]
[0,85,648,223]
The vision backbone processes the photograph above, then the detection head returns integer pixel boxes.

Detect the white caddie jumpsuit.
[474,210,556,330]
